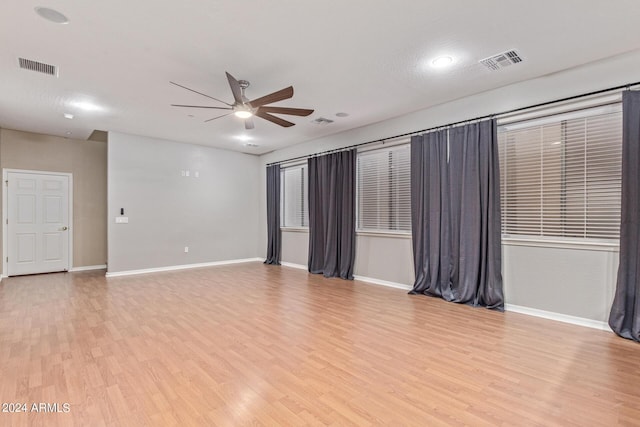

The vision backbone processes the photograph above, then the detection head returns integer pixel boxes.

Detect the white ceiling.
[1,1,639,155]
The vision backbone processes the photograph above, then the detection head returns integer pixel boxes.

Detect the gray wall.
[355,234,413,285]
[281,230,309,266]
[108,132,260,273]
[282,230,415,286]
[1,128,107,270]
[259,50,640,323]
[503,244,618,321]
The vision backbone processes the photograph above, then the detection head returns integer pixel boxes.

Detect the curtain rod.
[267,80,640,167]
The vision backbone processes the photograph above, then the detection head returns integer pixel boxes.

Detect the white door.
[7,171,70,276]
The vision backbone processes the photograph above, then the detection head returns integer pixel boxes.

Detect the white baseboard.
[116,259,607,332]
[280,261,307,270]
[70,264,107,272]
[105,258,263,278]
[505,303,611,331]
[278,263,610,331]
[279,262,412,291]
[353,274,413,291]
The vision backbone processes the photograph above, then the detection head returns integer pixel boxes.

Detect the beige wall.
[0,128,107,271]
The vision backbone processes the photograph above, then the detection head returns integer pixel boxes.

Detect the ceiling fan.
[170,72,314,129]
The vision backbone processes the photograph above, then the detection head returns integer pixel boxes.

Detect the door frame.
[2,168,74,277]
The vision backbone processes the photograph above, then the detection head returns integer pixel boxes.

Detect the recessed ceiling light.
[335,112,349,117]
[235,135,252,142]
[431,55,454,68]
[69,101,103,112]
[35,7,69,24]
[63,113,74,119]
[65,131,72,135]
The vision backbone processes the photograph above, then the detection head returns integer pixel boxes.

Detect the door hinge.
[5,257,7,262]
[4,180,7,186]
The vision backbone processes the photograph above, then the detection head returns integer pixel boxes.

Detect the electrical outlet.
[184,246,189,253]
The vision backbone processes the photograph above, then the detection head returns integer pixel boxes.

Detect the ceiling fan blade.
[204,112,233,123]
[170,81,232,106]
[255,111,295,127]
[226,72,244,104]
[245,118,255,130]
[171,104,232,110]
[248,86,294,108]
[258,106,314,117]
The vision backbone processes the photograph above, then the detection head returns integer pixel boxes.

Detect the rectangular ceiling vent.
[18,57,58,76]
[312,117,334,125]
[479,50,523,71]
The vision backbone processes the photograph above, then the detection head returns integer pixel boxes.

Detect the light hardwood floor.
[0,262,639,426]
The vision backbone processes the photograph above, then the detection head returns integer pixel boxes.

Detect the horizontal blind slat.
[499,106,621,241]
[357,144,411,232]
[281,165,309,227]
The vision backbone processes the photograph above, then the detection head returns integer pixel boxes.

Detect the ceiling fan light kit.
[234,109,253,119]
[171,72,314,129]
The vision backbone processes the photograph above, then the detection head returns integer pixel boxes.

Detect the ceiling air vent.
[312,117,334,125]
[18,57,58,76]
[479,50,523,71]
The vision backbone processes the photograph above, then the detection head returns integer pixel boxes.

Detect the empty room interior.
[2,1,640,426]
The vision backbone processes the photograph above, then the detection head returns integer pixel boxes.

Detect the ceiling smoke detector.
[479,50,523,71]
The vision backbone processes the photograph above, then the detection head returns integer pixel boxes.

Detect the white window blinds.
[357,144,411,233]
[498,104,622,240]
[281,164,308,227]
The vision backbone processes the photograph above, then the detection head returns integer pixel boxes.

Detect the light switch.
[115,217,129,224]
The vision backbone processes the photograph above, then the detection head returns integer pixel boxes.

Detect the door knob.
[62,226,68,231]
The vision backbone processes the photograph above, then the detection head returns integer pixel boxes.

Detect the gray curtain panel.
[409,130,451,297]
[609,90,640,341]
[409,120,504,310]
[308,150,356,279]
[264,164,281,265]
[448,120,504,309]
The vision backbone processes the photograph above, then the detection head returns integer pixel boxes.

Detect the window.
[357,144,411,233]
[280,164,308,228]
[498,105,622,241]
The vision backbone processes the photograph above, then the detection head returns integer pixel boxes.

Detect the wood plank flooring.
[0,262,639,426]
